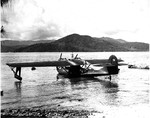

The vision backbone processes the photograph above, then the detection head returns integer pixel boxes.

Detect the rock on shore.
[1,107,99,118]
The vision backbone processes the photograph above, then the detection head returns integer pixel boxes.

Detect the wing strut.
[11,67,22,81]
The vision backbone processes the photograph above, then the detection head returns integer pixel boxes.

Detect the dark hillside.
[1,34,149,52]
[1,40,54,52]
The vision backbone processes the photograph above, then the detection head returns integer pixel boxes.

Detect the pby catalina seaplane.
[6,54,126,81]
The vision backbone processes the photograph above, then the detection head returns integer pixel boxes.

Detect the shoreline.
[1,107,100,118]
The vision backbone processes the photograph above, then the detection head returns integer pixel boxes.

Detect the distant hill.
[1,40,54,52]
[1,34,149,52]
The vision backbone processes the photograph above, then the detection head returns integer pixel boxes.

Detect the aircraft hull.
[56,65,81,77]
[56,65,120,77]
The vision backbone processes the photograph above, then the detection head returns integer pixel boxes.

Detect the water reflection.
[58,76,121,106]
[96,79,119,89]
[57,74,119,89]
[14,81,22,95]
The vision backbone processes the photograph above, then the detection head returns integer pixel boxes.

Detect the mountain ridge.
[1,34,149,52]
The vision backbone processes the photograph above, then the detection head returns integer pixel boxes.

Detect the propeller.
[59,53,62,59]
[74,54,78,59]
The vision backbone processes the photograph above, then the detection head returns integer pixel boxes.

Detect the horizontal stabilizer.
[118,63,128,66]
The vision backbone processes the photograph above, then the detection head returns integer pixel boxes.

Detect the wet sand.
[1,105,150,118]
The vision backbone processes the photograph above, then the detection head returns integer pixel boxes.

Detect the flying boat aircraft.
[6,53,126,81]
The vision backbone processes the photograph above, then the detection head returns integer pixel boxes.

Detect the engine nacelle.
[108,55,118,66]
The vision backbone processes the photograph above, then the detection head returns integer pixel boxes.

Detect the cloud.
[1,0,150,43]
[1,0,61,40]
[21,24,61,40]
[105,30,121,36]
[104,29,139,36]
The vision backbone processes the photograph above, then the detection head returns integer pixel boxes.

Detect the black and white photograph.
[1,0,149,117]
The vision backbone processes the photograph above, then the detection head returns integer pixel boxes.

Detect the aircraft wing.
[7,58,126,68]
[85,59,108,65]
[6,60,73,67]
[85,59,124,66]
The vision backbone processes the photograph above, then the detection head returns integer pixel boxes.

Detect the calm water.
[1,52,149,117]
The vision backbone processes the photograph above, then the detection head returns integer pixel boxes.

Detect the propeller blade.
[74,54,78,59]
[59,53,62,59]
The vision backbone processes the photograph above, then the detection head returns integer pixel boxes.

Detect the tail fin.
[108,55,118,66]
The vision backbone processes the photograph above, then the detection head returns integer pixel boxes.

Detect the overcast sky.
[1,0,150,43]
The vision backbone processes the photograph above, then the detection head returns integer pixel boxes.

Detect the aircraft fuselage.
[56,64,119,77]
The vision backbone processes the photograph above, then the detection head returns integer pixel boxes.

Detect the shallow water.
[1,52,149,117]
